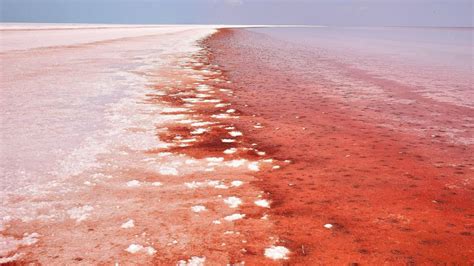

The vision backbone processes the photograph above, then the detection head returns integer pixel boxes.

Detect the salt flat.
[0,24,285,264]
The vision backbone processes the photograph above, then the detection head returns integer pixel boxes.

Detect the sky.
[0,0,472,27]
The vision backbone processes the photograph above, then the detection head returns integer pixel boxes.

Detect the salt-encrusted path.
[0,25,289,264]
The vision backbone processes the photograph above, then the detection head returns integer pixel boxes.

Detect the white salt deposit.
[224,213,245,221]
[126,180,141,187]
[206,157,224,163]
[224,196,242,208]
[226,159,247,167]
[223,148,237,154]
[191,205,206,213]
[324,223,333,229]
[162,107,189,113]
[248,162,260,171]
[185,181,203,189]
[0,253,23,264]
[191,128,207,135]
[152,182,163,187]
[231,180,243,187]
[125,244,156,255]
[264,245,290,260]
[214,184,229,189]
[67,205,93,222]
[191,121,215,127]
[221,139,236,143]
[177,256,206,266]
[228,131,243,137]
[212,114,231,119]
[226,109,236,113]
[145,246,157,255]
[159,167,179,176]
[255,199,271,208]
[121,219,135,229]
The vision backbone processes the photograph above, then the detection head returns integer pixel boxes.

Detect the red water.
[206,29,473,264]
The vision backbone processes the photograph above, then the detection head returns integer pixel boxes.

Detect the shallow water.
[251,27,473,108]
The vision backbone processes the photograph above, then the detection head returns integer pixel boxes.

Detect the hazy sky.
[1,0,472,27]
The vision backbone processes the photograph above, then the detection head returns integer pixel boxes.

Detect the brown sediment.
[203,28,474,264]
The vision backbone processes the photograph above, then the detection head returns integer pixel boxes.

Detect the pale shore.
[0,24,284,264]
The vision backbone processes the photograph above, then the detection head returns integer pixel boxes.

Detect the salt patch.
[226,159,247,167]
[229,131,243,137]
[231,180,243,187]
[223,148,237,154]
[159,167,178,176]
[224,197,242,208]
[178,119,197,124]
[162,107,189,113]
[191,205,206,213]
[126,180,141,187]
[191,128,207,135]
[224,213,245,221]
[179,138,197,143]
[215,103,230,108]
[152,182,163,187]
[206,157,224,163]
[221,139,236,143]
[255,199,270,208]
[121,219,135,229]
[145,246,157,255]
[125,244,156,255]
[248,162,260,171]
[185,181,203,189]
[212,220,221,224]
[177,256,206,266]
[67,205,93,222]
[212,114,230,119]
[215,184,229,189]
[264,246,290,260]
[191,121,215,127]
[324,223,333,229]
[226,109,236,113]
[0,253,23,264]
